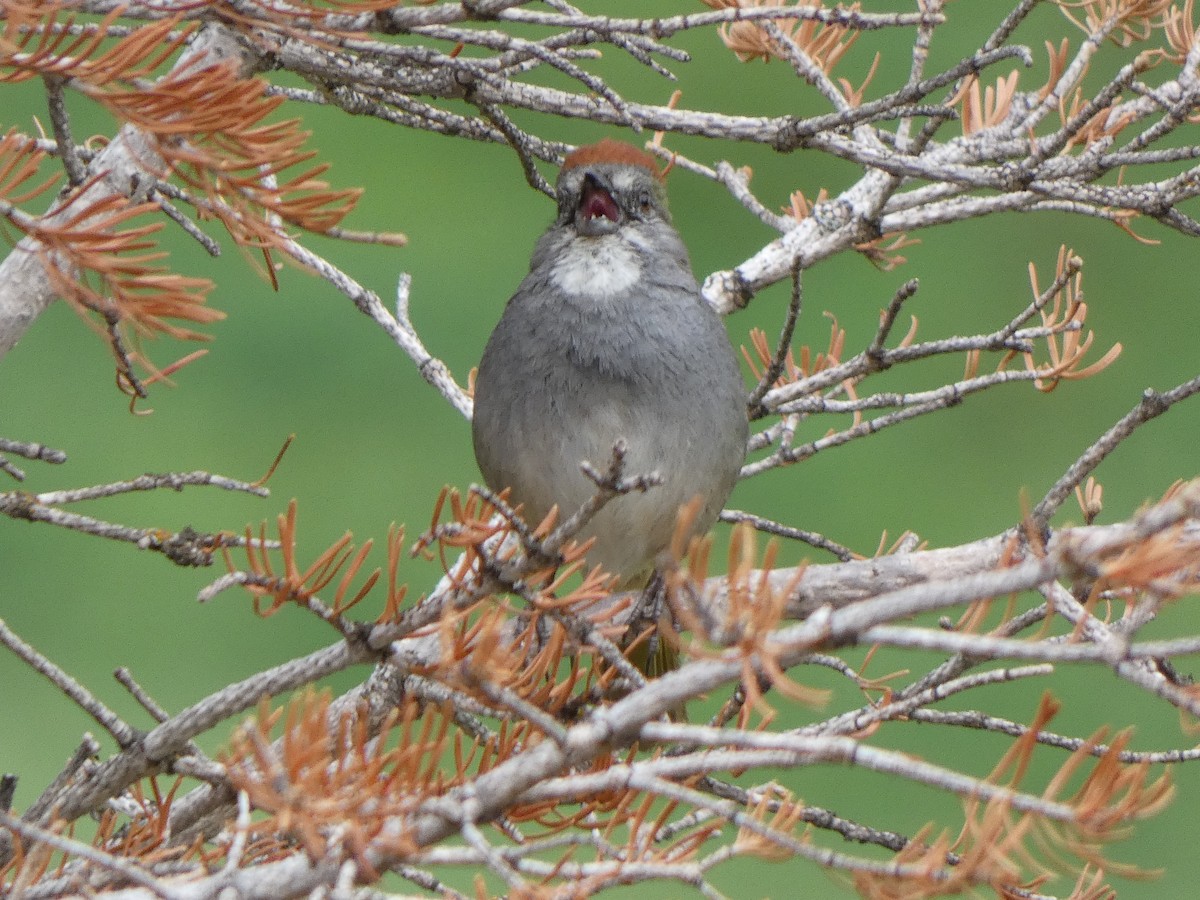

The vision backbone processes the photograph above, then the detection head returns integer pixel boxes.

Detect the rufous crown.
[560,139,660,176]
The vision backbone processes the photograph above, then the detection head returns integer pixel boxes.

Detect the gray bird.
[472,139,748,671]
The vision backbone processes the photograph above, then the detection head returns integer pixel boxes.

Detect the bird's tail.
[625,612,687,721]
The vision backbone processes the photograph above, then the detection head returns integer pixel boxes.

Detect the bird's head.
[554,139,672,239]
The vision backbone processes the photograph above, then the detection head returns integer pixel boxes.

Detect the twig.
[113,668,171,724]
[0,776,15,814]
[35,471,268,505]
[475,100,555,196]
[0,437,67,482]
[21,734,101,826]
[1033,376,1200,526]
[0,620,137,748]
[43,75,86,186]
[719,509,855,562]
[0,811,181,900]
[747,260,802,414]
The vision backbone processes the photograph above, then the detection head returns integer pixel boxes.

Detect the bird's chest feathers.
[549,235,642,298]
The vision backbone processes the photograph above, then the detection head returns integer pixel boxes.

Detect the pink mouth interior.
[581,183,619,221]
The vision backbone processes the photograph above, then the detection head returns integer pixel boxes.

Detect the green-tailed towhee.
[471,139,748,672]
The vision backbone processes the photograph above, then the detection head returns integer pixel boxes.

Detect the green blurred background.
[3,2,1200,896]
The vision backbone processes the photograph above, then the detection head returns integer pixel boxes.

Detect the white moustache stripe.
[550,237,642,297]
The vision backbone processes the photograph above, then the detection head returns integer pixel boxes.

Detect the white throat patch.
[550,236,641,298]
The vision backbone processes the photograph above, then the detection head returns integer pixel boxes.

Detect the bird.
[471,138,748,674]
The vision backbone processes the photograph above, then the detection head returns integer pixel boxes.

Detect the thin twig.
[0,620,137,748]
[0,811,181,900]
[1033,375,1200,526]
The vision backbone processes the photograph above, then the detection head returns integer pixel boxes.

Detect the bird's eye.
[637,191,654,215]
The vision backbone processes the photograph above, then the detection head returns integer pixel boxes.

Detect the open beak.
[576,173,620,234]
